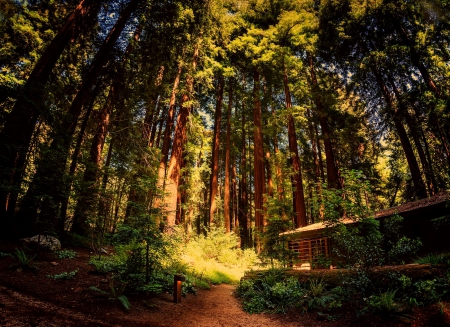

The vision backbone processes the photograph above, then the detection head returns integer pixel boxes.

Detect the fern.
[117,295,131,310]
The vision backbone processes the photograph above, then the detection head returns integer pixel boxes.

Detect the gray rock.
[22,235,61,251]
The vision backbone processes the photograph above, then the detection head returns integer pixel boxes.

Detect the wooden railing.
[288,237,330,269]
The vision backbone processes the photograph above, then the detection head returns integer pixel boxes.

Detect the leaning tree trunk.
[388,76,437,196]
[209,74,224,225]
[60,82,101,230]
[19,0,142,236]
[0,0,102,234]
[283,64,307,228]
[72,26,142,235]
[371,65,427,199]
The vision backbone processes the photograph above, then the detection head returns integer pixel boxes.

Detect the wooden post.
[173,275,186,303]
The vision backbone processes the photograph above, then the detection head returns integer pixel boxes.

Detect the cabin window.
[288,237,330,269]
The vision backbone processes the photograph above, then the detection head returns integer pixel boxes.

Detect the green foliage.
[332,218,385,270]
[89,281,131,311]
[89,256,122,274]
[260,213,295,268]
[323,171,421,270]
[366,290,399,316]
[415,253,450,267]
[182,226,258,284]
[13,248,36,268]
[312,254,332,269]
[56,249,77,259]
[236,270,306,314]
[47,269,78,280]
[236,272,342,314]
[117,295,131,311]
[384,214,422,264]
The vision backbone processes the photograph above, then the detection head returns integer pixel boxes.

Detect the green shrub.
[47,269,78,280]
[89,256,121,273]
[366,290,398,315]
[56,249,77,259]
[236,270,307,314]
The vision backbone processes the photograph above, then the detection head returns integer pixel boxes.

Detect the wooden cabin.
[281,192,450,269]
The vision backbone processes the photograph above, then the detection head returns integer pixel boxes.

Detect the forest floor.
[0,245,449,327]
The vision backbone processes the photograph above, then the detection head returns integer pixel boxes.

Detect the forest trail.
[0,283,313,327]
[135,284,305,327]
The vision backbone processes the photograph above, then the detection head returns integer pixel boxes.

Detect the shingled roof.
[281,191,449,238]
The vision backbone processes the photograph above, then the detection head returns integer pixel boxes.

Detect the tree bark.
[209,74,224,225]
[76,25,143,233]
[164,46,199,229]
[308,53,340,189]
[388,76,437,196]
[18,0,142,235]
[307,108,324,220]
[283,65,307,227]
[60,82,101,230]
[253,68,266,234]
[156,65,182,193]
[238,87,248,247]
[223,78,233,233]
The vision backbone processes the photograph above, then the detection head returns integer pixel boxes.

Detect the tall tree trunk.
[283,65,307,227]
[209,74,224,225]
[143,66,165,142]
[97,139,114,226]
[164,46,199,229]
[253,68,265,235]
[223,78,232,233]
[0,0,102,232]
[148,100,162,146]
[371,66,428,199]
[238,91,248,247]
[60,82,101,230]
[308,54,340,189]
[76,24,143,235]
[153,107,166,148]
[388,77,437,195]
[156,66,182,194]
[164,95,190,228]
[307,108,324,220]
[314,119,325,182]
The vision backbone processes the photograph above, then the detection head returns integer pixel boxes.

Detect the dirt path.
[0,283,310,327]
[129,284,304,327]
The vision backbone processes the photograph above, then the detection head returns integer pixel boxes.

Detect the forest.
[0,0,450,325]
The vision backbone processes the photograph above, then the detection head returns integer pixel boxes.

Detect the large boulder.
[22,235,61,251]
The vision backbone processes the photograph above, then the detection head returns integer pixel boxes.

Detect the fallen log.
[242,264,444,286]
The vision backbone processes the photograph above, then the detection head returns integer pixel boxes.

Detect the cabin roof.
[280,191,449,238]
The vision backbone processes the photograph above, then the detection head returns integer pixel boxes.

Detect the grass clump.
[415,253,450,267]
